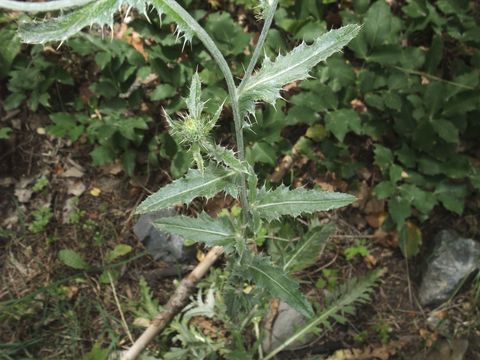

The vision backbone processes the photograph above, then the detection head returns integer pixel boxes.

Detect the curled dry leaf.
[67,180,86,197]
[60,166,85,178]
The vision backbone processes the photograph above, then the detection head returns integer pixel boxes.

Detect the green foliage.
[58,249,91,270]
[344,239,370,261]
[284,224,334,272]
[238,24,361,116]
[240,255,314,318]
[0,127,12,139]
[28,207,53,233]
[0,25,21,79]
[32,175,49,192]
[253,185,356,221]
[135,165,240,214]
[154,213,239,247]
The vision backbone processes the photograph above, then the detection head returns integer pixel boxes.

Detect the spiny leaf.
[135,165,239,214]
[204,143,250,174]
[17,0,195,45]
[18,0,126,43]
[284,224,335,272]
[253,186,356,221]
[186,72,204,120]
[238,24,361,116]
[264,270,383,360]
[154,212,238,246]
[243,256,314,318]
[148,0,195,43]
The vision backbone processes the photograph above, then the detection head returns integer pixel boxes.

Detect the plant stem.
[163,0,251,222]
[238,0,279,94]
[0,0,94,11]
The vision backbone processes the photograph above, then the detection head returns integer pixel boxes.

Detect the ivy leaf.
[284,225,335,272]
[154,213,238,246]
[238,24,361,116]
[325,109,362,142]
[253,186,356,221]
[243,256,314,318]
[136,165,239,214]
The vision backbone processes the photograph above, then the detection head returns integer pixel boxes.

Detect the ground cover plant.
[1,0,480,359]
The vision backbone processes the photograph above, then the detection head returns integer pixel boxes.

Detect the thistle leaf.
[284,224,335,272]
[204,143,250,174]
[186,72,204,120]
[18,0,125,43]
[148,0,195,42]
[238,24,361,116]
[253,186,356,221]
[135,165,239,214]
[17,0,195,45]
[154,213,238,246]
[244,256,314,318]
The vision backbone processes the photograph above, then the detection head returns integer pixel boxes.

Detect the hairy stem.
[162,0,251,222]
[238,0,279,94]
[121,246,224,360]
[0,0,94,11]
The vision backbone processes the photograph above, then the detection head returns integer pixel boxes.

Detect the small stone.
[418,230,480,307]
[133,209,195,264]
[262,301,315,353]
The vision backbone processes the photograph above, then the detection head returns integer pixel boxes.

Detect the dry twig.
[121,246,224,360]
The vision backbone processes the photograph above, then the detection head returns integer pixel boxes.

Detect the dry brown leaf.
[60,166,84,178]
[351,98,368,113]
[67,180,86,196]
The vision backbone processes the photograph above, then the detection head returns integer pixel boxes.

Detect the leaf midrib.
[255,198,350,209]
[157,222,233,238]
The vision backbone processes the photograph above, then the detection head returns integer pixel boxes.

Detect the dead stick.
[121,246,224,360]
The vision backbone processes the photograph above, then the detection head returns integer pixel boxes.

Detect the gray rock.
[418,230,480,306]
[262,301,315,353]
[133,209,195,263]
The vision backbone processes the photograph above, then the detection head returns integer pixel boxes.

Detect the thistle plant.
[0,0,377,358]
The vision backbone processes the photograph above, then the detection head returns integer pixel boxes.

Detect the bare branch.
[121,246,225,360]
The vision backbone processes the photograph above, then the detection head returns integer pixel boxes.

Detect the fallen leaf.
[67,180,86,196]
[363,254,378,267]
[196,249,206,262]
[366,212,386,228]
[351,98,368,113]
[14,188,33,203]
[89,187,101,197]
[60,166,84,178]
